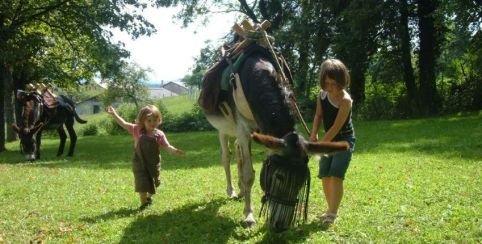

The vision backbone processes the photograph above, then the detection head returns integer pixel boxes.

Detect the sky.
[111,7,239,83]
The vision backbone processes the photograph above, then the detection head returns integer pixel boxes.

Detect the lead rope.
[255,29,310,135]
[234,20,310,135]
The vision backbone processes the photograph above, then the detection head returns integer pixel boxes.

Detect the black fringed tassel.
[259,154,311,228]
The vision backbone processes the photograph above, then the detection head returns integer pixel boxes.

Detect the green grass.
[1,112,481,243]
[160,95,197,115]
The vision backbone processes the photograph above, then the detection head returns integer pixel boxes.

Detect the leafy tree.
[436,0,482,112]
[102,62,150,109]
[417,0,444,115]
[0,0,156,151]
[182,41,223,89]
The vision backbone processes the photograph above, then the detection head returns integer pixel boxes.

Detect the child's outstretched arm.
[163,144,185,156]
[106,105,133,131]
[310,95,323,142]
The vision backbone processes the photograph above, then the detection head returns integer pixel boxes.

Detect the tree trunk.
[418,0,441,115]
[296,31,310,97]
[5,64,16,141]
[399,0,419,114]
[239,0,259,23]
[0,63,6,151]
[350,63,366,111]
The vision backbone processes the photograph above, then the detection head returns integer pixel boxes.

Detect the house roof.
[161,81,188,94]
[76,95,101,105]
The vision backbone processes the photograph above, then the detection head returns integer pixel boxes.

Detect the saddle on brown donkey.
[13,84,87,161]
[198,20,349,232]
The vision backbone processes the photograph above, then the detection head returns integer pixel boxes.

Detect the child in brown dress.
[107,105,184,210]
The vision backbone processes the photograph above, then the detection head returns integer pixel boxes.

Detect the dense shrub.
[440,76,482,113]
[80,123,98,136]
[161,104,213,132]
[100,101,213,135]
[353,81,411,120]
[105,103,138,135]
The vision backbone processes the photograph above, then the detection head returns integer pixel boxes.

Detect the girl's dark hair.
[319,59,350,90]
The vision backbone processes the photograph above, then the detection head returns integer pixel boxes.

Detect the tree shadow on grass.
[117,198,238,243]
[253,219,331,243]
[7,132,266,171]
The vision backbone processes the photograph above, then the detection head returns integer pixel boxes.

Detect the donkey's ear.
[305,141,349,154]
[12,124,20,133]
[251,132,285,149]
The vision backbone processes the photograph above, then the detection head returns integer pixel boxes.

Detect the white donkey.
[199,46,348,231]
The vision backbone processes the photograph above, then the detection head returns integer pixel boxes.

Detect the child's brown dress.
[133,135,161,194]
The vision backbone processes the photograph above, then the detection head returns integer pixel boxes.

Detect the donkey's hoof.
[227,189,238,199]
[242,219,256,228]
[242,214,256,228]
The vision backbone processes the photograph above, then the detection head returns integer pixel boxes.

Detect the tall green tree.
[163,0,480,118]
[399,0,419,111]
[182,42,222,89]
[418,0,444,114]
[330,0,383,109]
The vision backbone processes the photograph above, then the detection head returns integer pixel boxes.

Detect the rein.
[21,92,48,132]
[260,30,310,135]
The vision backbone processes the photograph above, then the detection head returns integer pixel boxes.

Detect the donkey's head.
[252,131,349,232]
[12,90,44,161]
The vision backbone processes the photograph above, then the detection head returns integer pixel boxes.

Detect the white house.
[147,81,188,99]
[148,87,178,99]
[76,96,103,115]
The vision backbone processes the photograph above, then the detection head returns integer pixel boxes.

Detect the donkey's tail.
[61,95,87,124]
[74,110,87,124]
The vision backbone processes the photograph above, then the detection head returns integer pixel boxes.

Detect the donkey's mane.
[241,52,296,137]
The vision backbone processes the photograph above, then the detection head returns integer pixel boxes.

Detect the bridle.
[17,92,45,153]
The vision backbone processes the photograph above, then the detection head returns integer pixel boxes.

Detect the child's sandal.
[321,212,337,225]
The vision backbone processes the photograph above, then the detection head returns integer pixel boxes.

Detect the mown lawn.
[0,112,481,243]
[160,94,197,115]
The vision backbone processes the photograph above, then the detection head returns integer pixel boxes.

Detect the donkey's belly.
[44,123,61,130]
[205,114,237,136]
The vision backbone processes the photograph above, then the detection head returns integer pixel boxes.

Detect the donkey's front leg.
[35,130,43,160]
[219,133,237,198]
[236,133,255,227]
[57,126,67,156]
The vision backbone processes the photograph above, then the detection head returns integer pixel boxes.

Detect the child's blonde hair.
[136,105,162,126]
[319,59,350,90]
